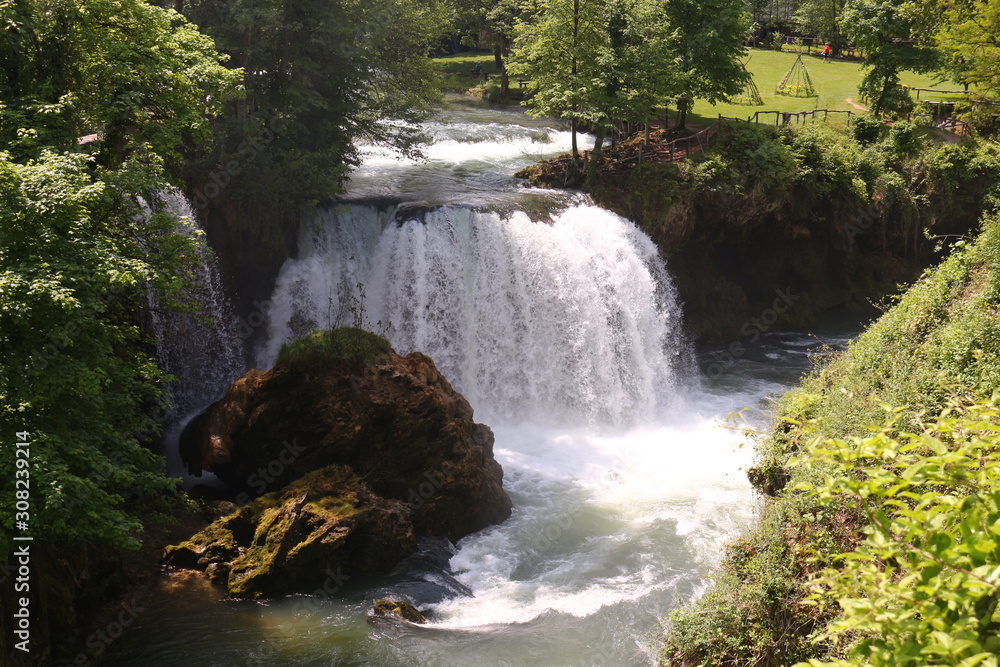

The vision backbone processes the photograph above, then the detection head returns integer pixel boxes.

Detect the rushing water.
[109,95,859,666]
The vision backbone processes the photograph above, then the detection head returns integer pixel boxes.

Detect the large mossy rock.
[165,466,415,599]
[180,328,512,542]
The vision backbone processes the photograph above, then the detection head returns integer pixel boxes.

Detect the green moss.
[275,327,392,368]
[373,599,427,623]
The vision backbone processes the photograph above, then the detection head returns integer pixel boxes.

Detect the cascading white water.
[103,94,821,667]
[262,204,688,426]
[148,190,246,423]
[260,199,753,645]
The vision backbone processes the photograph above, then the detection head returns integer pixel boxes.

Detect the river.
[112,95,861,666]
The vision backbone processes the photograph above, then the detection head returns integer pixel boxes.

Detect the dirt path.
[846,97,868,111]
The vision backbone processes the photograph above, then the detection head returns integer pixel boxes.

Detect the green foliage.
[779,212,1000,441]
[0,0,238,565]
[180,0,450,206]
[449,0,523,93]
[275,328,392,368]
[662,497,848,666]
[597,119,998,256]
[663,211,1000,666]
[851,115,886,146]
[794,399,1000,667]
[935,0,1000,100]
[510,0,749,154]
[0,151,206,556]
[0,0,240,169]
[695,123,798,197]
[886,120,923,157]
[509,0,616,145]
[795,0,847,52]
[840,0,939,115]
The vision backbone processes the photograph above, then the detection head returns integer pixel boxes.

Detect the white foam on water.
[423,408,755,629]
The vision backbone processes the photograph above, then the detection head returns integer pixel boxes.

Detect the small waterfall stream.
[148,190,246,438]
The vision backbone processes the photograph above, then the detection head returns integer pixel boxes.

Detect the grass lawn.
[432,48,972,128]
[685,47,968,126]
[431,52,500,93]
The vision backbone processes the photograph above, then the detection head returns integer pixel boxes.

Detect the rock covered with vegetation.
[165,466,415,599]
[371,599,428,624]
[661,210,1000,666]
[544,120,1000,343]
[180,328,512,544]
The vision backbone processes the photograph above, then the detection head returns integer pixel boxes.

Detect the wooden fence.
[615,121,722,165]
[720,109,855,126]
[614,108,852,166]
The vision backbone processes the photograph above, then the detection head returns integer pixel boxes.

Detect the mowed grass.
[687,47,967,126]
[431,52,500,93]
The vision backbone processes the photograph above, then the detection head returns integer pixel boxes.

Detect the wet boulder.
[371,599,427,624]
[179,328,512,542]
[165,466,415,599]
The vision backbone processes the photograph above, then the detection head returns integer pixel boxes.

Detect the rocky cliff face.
[179,328,512,547]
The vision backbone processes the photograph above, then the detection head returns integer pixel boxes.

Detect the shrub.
[850,115,885,146]
[275,327,392,367]
[794,399,1000,667]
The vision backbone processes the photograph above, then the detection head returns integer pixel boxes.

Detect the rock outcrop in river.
[165,466,415,598]
[169,328,512,597]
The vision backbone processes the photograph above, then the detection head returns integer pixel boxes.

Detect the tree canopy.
[840,0,939,115]
[509,0,749,170]
[0,0,238,564]
[175,0,452,205]
[935,0,1000,99]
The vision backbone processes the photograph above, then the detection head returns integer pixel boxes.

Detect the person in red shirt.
[823,43,832,62]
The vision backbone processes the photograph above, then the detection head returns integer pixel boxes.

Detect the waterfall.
[149,190,246,423]
[98,97,780,667]
[261,203,690,427]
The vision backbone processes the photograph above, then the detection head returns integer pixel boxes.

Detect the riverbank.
[662,209,1000,665]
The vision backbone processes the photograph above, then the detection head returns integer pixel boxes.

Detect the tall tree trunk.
[644,118,651,146]
[585,125,606,187]
[571,118,579,161]
[831,0,841,55]
[493,42,508,96]
[676,98,689,130]
[570,0,580,164]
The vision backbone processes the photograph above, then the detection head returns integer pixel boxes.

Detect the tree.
[841,0,940,115]
[452,0,526,96]
[510,0,749,170]
[0,1,239,658]
[795,0,848,54]
[659,0,751,129]
[0,0,240,169]
[935,0,1000,99]
[176,0,451,206]
[510,0,613,162]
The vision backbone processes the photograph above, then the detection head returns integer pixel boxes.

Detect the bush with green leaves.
[276,328,392,368]
[794,398,1000,667]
